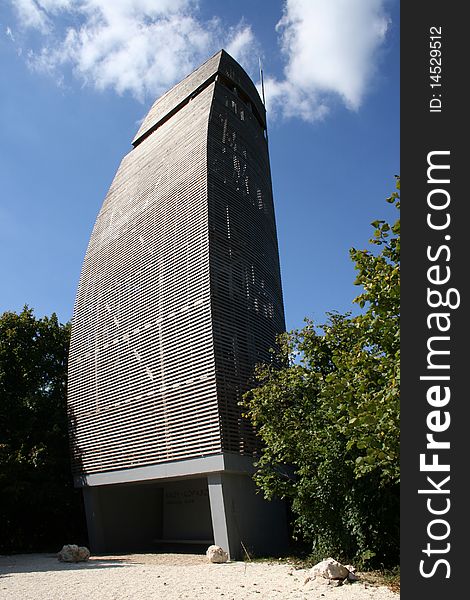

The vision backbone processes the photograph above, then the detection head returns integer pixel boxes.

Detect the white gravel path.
[0,553,399,599]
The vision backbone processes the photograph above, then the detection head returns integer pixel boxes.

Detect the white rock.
[206,545,228,563]
[309,558,350,580]
[57,544,90,562]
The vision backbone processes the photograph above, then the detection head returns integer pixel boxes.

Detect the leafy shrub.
[242,179,400,568]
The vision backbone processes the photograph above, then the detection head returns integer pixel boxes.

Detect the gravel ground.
[0,553,399,599]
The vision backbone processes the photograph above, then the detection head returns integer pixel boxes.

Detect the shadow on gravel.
[0,554,132,575]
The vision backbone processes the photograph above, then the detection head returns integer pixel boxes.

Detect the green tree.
[242,178,400,567]
[0,307,86,552]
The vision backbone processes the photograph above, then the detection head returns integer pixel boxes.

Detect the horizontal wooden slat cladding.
[69,83,222,475]
[68,50,284,478]
[208,79,285,455]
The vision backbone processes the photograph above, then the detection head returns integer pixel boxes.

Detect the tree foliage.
[242,178,400,567]
[0,307,86,552]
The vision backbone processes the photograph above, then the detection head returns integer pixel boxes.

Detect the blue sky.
[0,0,399,331]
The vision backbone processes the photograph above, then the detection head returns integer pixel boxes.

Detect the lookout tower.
[68,50,287,558]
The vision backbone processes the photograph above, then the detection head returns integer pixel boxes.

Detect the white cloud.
[265,0,390,121]
[10,0,390,122]
[11,0,258,101]
[5,26,15,41]
[225,24,259,71]
[13,0,51,33]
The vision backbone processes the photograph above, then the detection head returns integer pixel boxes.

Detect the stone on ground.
[57,544,90,562]
[309,558,350,580]
[206,545,228,563]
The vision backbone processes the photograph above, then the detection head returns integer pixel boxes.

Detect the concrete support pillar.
[207,473,232,555]
[208,472,288,560]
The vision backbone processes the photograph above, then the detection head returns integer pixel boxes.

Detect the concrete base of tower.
[208,472,288,560]
[79,454,289,558]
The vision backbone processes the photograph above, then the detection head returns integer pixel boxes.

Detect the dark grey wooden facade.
[68,50,285,479]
